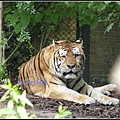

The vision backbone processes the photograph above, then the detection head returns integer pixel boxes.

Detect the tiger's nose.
[67,65,75,69]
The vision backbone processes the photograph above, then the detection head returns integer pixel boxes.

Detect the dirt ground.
[26,91,120,119]
[0,85,120,119]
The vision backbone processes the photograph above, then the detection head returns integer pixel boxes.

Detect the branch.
[5,43,21,63]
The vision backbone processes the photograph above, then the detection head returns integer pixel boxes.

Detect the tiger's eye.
[61,55,66,58]
[75,54,80,57]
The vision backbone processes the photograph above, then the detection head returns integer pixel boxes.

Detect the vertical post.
[76,12,81,40]
[0,1,3,64]
[76,13,90,83]
[81,25,90,83]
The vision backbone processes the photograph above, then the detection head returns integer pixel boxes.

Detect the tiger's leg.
[86,84,119,105]
[94,84,117,96]
[43,83,95,105]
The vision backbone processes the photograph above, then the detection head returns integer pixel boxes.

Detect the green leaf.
[58,105,62,113]
[79,20,85,27]
[84,9,93,16]
[56,105,72,118]
[18,91,33,107]
[97,2,106,12]
[12,91,19,103]
[28,114,37,118]
[13,84,20,96]
[20,10,30,29]
[13,84,20,89]
[44,9,52,16]
[90,17,98,28]
[59,111,72,118]
[78,15,83,21]
[7,100,14,110]
[0,90,10,102]
[0,84,10,90]
[17,106,28,118]
[59,10,67,19]
[0,96,9,102]
[104,23,114,34]
[51,14,59,24]
[4,14,11,22]
[10,10,19,26]
[34,13,44,23]
[78,2,88,11]
[14,22,21,34]
[0,107,17,115]
[7,78,12,88]
[68,8,76,18]
[83,16,91,25]
[108,12,113,18]
[54,114,60,119]
[4,7,12,14]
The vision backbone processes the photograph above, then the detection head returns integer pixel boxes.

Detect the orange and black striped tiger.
[18,39,119,105]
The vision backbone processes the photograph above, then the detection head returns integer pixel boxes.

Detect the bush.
[0,78,37,118]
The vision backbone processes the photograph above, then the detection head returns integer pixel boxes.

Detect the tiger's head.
[51,39,85,80]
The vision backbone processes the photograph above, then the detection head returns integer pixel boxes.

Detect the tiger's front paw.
[105,84,117,92]
[84,97,95,105]
[79,95,95,105]
[99,95,119,105]
[104,98,119,105]
[102,84,117,96]
[95,84,117,96]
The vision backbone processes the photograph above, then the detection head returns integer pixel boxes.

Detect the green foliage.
[0,78,37,118]
[0,32,7,48]
[54,105,72,119]
[4,2,34,34]
[104,23,114,34]
[16,28,31,43]
[0,62,7,80]
[4,2,120,36]
[0,31,8,80]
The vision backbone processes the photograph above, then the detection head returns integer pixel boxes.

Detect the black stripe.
[29,59,34,77]
[37,51,44,76]
[22,63,27,80]
[86,90,88,95]
[25,63,34,95]
[89,91,92,97]
[33,56,37,72]
[20,63,27,89]
[27,60,32,78]
[58,77,66,84]
[42,50,50,69]
[53,52,59,73]
[67,79,73,84]
[86,89,92,97]
[71,77,82,89]
[33,55,39,79]
[49,81,62,85]
[77,83,86,93]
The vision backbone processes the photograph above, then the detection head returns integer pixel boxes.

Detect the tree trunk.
[0,1,3,64]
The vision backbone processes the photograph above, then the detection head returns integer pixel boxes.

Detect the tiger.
[18,38,119,105]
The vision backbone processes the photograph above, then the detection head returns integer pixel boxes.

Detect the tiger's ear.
[76,38,83,48]
[53,39,59,50]
[76,38,83,44]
